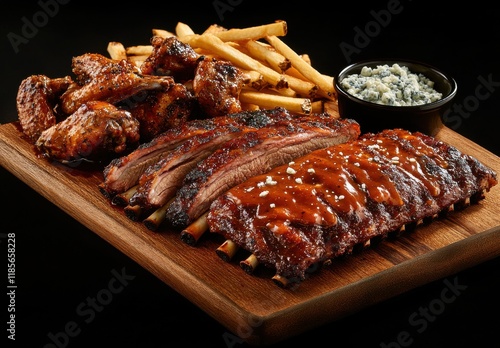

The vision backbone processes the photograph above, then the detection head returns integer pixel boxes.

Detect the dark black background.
[1,1,499,347]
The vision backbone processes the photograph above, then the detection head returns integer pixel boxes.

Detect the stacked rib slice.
[99,107,361,236]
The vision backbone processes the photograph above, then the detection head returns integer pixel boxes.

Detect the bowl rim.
[334,58,458,111]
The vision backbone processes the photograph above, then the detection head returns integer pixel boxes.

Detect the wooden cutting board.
[1,121,499,345]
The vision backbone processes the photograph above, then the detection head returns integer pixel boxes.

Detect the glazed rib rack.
[206,128,498,287]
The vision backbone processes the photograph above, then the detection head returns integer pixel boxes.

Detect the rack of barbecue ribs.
[206,128,498,287]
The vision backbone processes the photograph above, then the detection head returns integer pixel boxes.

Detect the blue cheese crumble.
[340,64,443,106]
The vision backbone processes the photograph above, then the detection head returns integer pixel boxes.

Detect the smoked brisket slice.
[206,129,498,284]
[99,107,297,198]
[165,116,361,228]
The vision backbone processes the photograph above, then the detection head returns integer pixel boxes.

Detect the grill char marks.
[165,116,361,228]
[206,129,498,283]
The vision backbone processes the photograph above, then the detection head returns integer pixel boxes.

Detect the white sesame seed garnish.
[259,190,269,197]
[286,167,297,175]
[257,181,265,188]
[409,157,416,162]
[354,162,360,167]
[270,203,276,208]
[307,168,315,173]
[295,178,303,184]
[289,161,295,165]
[245,186,255,192]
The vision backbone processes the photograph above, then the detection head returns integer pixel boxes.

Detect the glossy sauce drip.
[227,130,449,229]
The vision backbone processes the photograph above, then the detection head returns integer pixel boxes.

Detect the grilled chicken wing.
[193,57,244,117]
[140,36,200,82]
[16,74,73,143]
[123,82,199,141]
[36,100,140,163]
[60,53,174,115]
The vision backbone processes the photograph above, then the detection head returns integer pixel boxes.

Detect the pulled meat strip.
[207,129,498,284]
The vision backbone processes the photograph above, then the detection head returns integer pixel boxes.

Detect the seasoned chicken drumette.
[36,100,140,163]
[193,57,244,117]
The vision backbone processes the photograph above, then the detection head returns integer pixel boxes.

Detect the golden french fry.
[152,28,175,38]
[127,54,149,68]
[283,73,318,98]
[265,35,336,99]
[300,53,311,65]
[243,40,291,72]
[240,102,261,111]
[176,22,196,38]
[323,100,340,118]
[239,89,311,115]
[107,41,127,60]
[241,69,268,90]
[212,20,287,42]
[203,23,227,34]
[125,45,153,56]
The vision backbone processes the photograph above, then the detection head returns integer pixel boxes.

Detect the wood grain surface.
[1,121,499,345]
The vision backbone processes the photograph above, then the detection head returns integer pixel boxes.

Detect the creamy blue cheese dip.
[340,64,443,106]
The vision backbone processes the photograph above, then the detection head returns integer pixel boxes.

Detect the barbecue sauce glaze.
[228,129,447,228]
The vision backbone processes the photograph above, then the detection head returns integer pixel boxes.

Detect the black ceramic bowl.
[334,60,457,136]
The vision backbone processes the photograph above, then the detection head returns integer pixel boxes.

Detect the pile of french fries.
[107,20,338,116]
